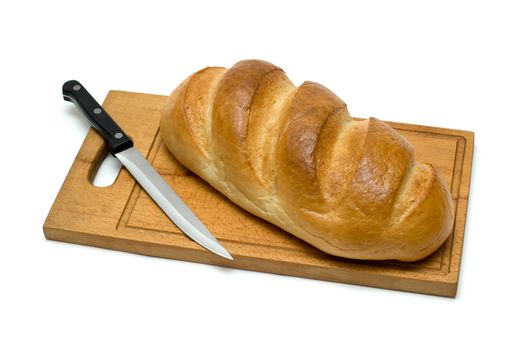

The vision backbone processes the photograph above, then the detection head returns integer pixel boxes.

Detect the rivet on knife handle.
[62,80,133,155]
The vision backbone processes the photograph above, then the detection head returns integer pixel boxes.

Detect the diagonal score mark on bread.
[160,60,454,262]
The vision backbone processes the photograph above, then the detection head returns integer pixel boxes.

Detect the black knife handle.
[62,80,133,155]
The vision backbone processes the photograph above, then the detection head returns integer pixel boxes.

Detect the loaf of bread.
[160,60,454,262]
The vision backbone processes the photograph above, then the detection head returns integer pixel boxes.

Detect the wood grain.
[44,90,474,297]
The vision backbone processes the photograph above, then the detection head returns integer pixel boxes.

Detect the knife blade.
[62,80,233,260]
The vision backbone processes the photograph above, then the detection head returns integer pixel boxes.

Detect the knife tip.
[207,239,234,260]
[219,250,234,260]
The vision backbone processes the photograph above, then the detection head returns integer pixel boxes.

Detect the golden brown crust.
[160,66,227,174]
[160,60,454,261]
[212,60,293,202]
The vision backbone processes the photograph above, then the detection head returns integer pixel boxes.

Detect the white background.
[1,0,525,349]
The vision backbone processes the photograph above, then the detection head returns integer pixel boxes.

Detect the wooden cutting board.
[44,90,474,297]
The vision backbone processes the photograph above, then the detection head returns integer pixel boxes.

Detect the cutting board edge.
[42,224,458,297]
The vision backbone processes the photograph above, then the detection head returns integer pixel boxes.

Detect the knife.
[62,80,233,260]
